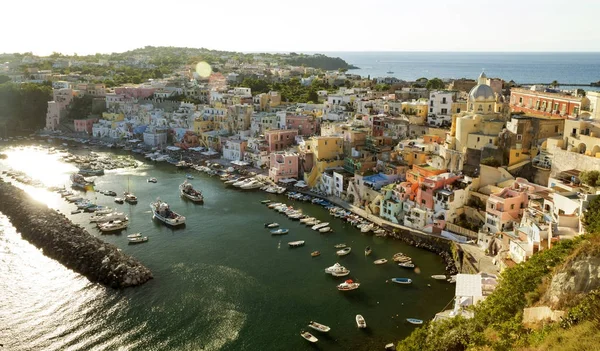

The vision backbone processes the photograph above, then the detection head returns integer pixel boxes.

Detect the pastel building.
[269,152,299,182]
[285,115,319,136]
[222,138,247,161]
[484,183,530,234]
[73,118,99,134]
[510,88,590,119]
[264,129,298,152]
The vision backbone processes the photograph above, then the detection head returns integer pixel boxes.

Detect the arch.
[577,142,587,154]
[347,193,356,204]
[591,145,600,158]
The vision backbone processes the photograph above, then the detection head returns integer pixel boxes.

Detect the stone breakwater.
[0,180,153,288]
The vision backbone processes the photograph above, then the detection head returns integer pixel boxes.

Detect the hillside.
[396,198,600,351]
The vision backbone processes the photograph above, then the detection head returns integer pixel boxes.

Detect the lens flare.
[195,62,212,78]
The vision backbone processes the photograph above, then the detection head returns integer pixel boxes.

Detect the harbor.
[0,143,455,351]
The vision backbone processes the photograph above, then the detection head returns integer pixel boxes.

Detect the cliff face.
[543,254,600,308]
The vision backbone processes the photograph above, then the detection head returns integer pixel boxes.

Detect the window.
[442,97,447,104]
[430,101,434,107]
[517,134,522,141]
[430,108,433,113]
[555,126,559,133]
[510,204,515,210]
[477,137,480,142]
[490,204,495,210]
[477,105,483,112]
[519,97,523,104]
[414,153,417,159]
[441,108,448,114]
[516,153,520,157]
[553,103,559,111]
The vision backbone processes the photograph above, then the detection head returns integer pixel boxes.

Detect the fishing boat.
[406,318,423,325]
[300,331,318,343]
[398,262,415,268]
[374,258,388,265]
[334,243,347,249]
[431,275,447,280]
[311,222,330,230]
[128,236,148,244]
[127,232,142,238]
[337,279,360,291]
[336,247,352,256]
[393,254,412,263]
[150,199,186,226]
[98,220,128,233]
[311,251,321,257]
[179,180,204,203]
[308,321,330,333]
[288,240,305,248]
[264,222,279,228]
[356,314,367,328]
[324,263,348,275]
[391,278,412,284]
[365,246,372,256]
[147,177,157,183]
[318,227,331,233]
[270,228,289,235]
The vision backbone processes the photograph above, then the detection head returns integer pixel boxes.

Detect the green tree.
[426,77,445,90]
[583,196,600,234]
[65,95,94,120]
[550,80,559,87]
[0,75,10,84]
[481,157,501,167]
[580,170,600,187]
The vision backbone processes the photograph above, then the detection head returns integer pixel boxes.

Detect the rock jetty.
[0,179,152,288]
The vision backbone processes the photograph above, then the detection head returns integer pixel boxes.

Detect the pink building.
[115,86,156,99]
[484,185,529,233]
[269,152,299,182]
[264,129,298,152]
[74,118,99,134]
[416,173,462,210]
[285,115,319,136]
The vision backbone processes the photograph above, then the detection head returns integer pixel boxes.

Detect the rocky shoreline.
[387,229,458,275]
[0,179,153,288]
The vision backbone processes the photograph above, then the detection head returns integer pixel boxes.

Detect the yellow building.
[193,119,215,134]
[302,136,345,187]
[101,112,125,122]
[401,100,428,118]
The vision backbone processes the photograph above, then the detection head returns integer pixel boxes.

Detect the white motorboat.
[98,220,128,233]
[90,212,128,223]
[127,232,142,238]
[288,240,305,247]
[334,244,346,249]
[374,258,388,265]
[300,331,318,343]
[318,227,331,233]
[150,199,186,226]
[337,279,360,291]
[179,180,204,203]
[94,207,113,215]
[325,263,348,275]
[331,269,350,277]
[356,314,367,328]
[311,222,330,230]
[336,247,352,256]
[124,192,138,204]
[128,236,148,244]
[431,275,447,280]
[305,219,320,226]
[299,217,315,223]
[270,228,289,235]
[147,177,157,183]
[264,222,279,228]
[267,202,282,209]
[399,262,415,268]
[241,180,262,190]
[233,178,252,187]
[308,321,330,333]
[360,223,374,233]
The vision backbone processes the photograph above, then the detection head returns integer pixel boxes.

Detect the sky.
[2,0,600,55]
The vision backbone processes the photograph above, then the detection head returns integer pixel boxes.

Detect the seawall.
[0,179,153,288]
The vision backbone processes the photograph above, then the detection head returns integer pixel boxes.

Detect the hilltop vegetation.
[0,82,52,133]
[397,197,600,351]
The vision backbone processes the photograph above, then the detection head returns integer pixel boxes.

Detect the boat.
[398,262,415,268]
[288,240,305,247]
[240,180,262,190]
[431,275,447,280]
[124,192,138,204]
[393,254,412,263]
[374,258,388,265]
[391,278,412,284]
[300,331,318,343]
[128,236,148,244]
[385,343,396,350]
[147,177,157,183]
[365,246,372,256]
[325,263,348,275]
[337,279,360,291]
[311,251,321,257]
[361,223,374,233]
[186,174,194,179]
[90,212,128,223]
[264,222,279,228]
[127,232,142,238]
[98,220,128,233]
[261,200,271,204]
[331,269,350,277]
[334,244,346,249]
[318,227,331,233]
[179,180,204,203]
[270,228,289,235]
[406,318,423,325]
[311,222,330,230]
[356,314,367,329]
[336,247,352,256]
[308,321,330,333]
[104,190,117,196]
[70,173,94,190]
[150,199,186,226]
[299,217,315,223]
[114,197,124,204]
[70,210,81,214]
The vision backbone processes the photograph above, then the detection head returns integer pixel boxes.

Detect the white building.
[222,139,246,161]
[428,90,455,126]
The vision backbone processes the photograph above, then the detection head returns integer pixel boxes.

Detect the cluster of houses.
[28,58,600,272]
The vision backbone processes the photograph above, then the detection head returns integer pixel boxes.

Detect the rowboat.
[334,244,346,249]
[264,222,279,228]
[406,318,423,325]
[364,246,372,256]
[288,240,305,248]
[308,321,330,333]
[356,314,367,328]
[374,258,388,265]
[300,331,318,343]
[311,251,321,257]
[336,247,351,256]
[391,277,412,284]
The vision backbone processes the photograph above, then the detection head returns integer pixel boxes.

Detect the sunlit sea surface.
[0,144,454,350]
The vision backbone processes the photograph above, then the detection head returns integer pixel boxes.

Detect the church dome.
[469,84,495,101]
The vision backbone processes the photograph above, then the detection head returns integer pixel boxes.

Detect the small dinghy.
[264,222,279,228]
[300,330,318,343]
[374,258,388,265]
[431,275,447,280]
[406,318,423,325]
[261,200,271,204]
[288,240,305,248]
[336,247,351,256]
[308,321,330,333]
[127,232,142,238]
[334,243,346,249]
[318,227,331,233]
[128,236,148,244]
[391,277,412,284]
[311,251,320,257]
[364,246,372,256]
[270,228,289,235]
[356,314,367,328]
[398,262,415,268]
